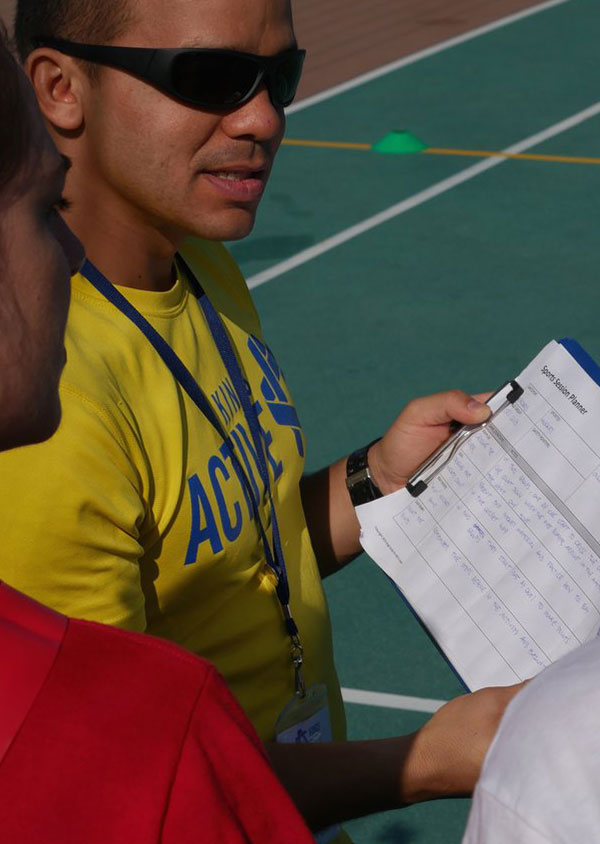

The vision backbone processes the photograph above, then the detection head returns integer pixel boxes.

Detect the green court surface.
[230,0,600,840]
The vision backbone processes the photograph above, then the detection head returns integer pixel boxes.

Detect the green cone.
[372,131,428,154]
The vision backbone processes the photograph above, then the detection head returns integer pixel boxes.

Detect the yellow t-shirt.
[0,238,345,744]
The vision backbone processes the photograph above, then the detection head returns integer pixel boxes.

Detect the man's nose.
[221,83,285,142]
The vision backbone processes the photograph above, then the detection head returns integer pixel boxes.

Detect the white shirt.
[462,638,600,844]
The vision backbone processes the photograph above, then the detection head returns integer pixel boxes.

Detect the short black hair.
[0,22,31,196]
[15,0,136,64]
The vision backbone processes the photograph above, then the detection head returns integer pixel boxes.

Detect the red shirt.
[0,584,314,843]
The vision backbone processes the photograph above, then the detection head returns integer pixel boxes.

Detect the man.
[0,28,316,843]
[5,0,519,833]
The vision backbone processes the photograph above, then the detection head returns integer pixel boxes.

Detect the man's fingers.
[402,389,491,429]
[372,388,496,493]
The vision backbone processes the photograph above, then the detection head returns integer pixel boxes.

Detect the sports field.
[229,0,600,839]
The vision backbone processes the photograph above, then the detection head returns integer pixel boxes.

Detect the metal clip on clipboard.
[406,380,524,498]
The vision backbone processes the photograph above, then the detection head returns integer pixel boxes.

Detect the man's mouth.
[202,168,268,200]
[208,170,263,181]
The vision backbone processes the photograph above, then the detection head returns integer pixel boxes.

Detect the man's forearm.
[300,457,363,577]
[267,682,524,832]
[301,443,398,577]
[267,735,419,831]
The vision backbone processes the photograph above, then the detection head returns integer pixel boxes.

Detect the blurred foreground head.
[0,25,83,450]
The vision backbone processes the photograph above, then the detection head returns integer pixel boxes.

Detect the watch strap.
[346,437,383,506]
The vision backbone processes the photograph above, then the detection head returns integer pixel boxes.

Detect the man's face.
[78,0,296,243]
[0,81,84,449]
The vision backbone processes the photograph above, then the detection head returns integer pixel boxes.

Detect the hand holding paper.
[369,390,491,495]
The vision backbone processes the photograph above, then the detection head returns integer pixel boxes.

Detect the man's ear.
[26,49,85,132]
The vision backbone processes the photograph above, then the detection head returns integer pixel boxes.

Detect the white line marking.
[248,100,600,290]
[342,687,446,713]
[287,0,572,115]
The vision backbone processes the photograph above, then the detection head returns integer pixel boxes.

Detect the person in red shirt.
[0,28,317,843]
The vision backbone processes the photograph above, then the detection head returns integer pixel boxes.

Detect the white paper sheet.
[357,341,600,690]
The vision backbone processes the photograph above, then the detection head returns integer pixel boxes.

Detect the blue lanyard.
[81,257,306,697]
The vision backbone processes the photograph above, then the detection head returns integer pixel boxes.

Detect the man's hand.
[369,389,491,495]
[402,681,527,804]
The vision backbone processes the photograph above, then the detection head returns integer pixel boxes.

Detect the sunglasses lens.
[171,50,305,108]
[269,51,305,107]
[172,52,259,106]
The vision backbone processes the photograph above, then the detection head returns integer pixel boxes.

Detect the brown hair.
[0,22,31,196]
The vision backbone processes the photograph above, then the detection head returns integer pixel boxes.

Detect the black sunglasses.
[33,37,306,109]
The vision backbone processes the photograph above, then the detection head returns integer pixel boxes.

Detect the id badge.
[275,683,340,844]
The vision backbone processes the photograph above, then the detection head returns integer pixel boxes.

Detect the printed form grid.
[390,381,600,683]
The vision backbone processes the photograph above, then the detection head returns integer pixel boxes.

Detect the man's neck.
[81,239,178,293]
[63,176,185,292]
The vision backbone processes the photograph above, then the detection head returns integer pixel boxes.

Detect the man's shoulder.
[63,273,134,394]
[0,586,210,689]
[60,273,164,433]
[66,616,217,696]
[181,238,263,339]
[0,587,215,717]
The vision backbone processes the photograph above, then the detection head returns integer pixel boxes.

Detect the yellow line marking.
[424,147,600,165]
[282,139,372,151]
[282,139,600,165]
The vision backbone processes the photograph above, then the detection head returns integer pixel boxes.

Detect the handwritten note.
[357,341,600,690]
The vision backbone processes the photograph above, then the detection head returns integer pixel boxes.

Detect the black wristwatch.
[345,438,383,506]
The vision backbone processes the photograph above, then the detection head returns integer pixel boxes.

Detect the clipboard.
[406,380,524,498]
[559,337,600,387]
[357,337,600,692]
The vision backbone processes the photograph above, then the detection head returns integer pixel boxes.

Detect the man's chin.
[186,205,258,243]
[224,224,255,242]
